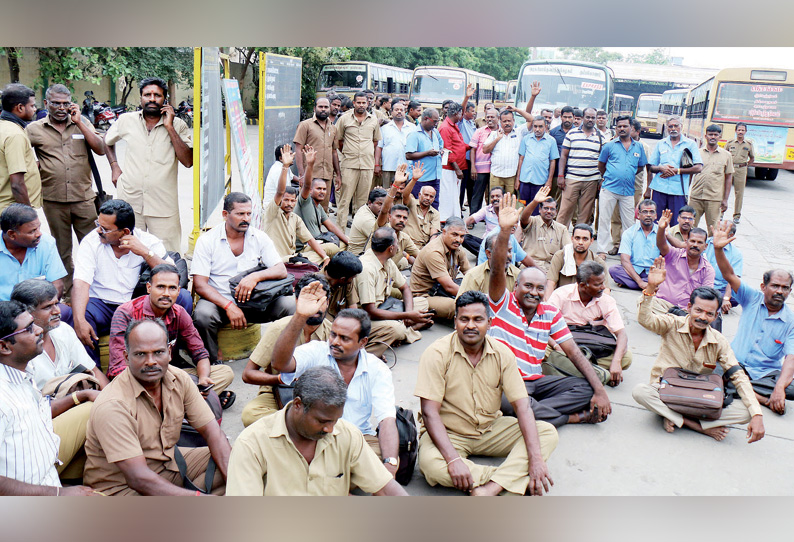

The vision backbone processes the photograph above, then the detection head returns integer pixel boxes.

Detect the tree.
[626,48,671,65]
[558,47,624,65]
[0,47,22,83]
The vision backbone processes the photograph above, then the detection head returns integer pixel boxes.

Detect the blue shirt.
[0,234,67,301]
[618,223,660,274]
[649,136,703,196]
[477,228,527,266]
[732,281,794,380]
[457,118,477,161]
[703,239,743,292]
[405,128,443,182]
[518,133,559,186]
[599,138,648,196]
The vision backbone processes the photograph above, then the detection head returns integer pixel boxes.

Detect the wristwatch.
[383,457,398,467]
[147,250,154,259]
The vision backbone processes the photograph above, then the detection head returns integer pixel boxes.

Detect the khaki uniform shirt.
[365,227,419,267]
[637,293,762,417]
[668,224,685,243]
[250,315,332,394]
[326,278,360,320]
[0,120,42,210]
[293,115,338,180]
[336,111,381,170]
[404,197,441,249]
[410,235,471,297]
[414,333,528,437]
[456,261,520,299]
[226,404,393,496]
[690,146,734,201]
[724,138,755,166]
[104,111,192,217]
[83,366,216,494]
[347,205,378,255]
[521,216,571,272]
[355,250,406,306]
[547,248,604,289]
[263,200,313,262]
[26,116,97,202]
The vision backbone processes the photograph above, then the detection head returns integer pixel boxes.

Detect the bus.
[612,93,635,123]
[494,81,508,109]
[409,66,496,117]
[317,61,412,100]
[505,79,518,105]
[514,60,615,123]
[655,88,689,137]
[683,67,794,180]
[634,93,663,136]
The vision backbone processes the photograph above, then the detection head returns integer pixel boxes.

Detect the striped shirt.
[488,291,572,380]
[484,129,522,177]
[0,364,61,487]
[561,127,603,182]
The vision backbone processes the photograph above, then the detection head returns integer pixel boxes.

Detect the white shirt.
[263,161,294,209]
[73,229,166,305]
[26,324,97,391]
[0,364,61,487]
[485,129,522,177]
[378,120,417,171]
[191,222,283,302]
[279,341,396,436]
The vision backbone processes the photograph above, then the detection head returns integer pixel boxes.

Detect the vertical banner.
[199,47,225,226]
[259,53,302,196]
[222,78,261,227]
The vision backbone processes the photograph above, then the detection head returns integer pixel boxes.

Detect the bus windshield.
[412,71,466,103]
[636,96,661,117]
[713,82,794,127]
[518,64,608,111]
[319,64,367,90]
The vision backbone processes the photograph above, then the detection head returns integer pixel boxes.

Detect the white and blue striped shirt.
[562,127,603,182]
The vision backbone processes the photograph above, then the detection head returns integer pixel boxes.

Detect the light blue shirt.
[518,133,559,186]
[704,239,743,293]
[599,139,648,197]
[649,136,703,196]
[732,281,794,380]
[477,228,527,266]
[457,117,477,160]
[618,223,660,274]
[0,234,67,301]
[279,341,396,436]
[378,120,417,172]
[405,128,443,182]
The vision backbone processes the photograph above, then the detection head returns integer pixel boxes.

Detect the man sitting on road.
[322,251,362,321]
[609,199,660,290]
[489,193,612,427]
[402,162,440,250]
[365,164,419,270]
[632,257,765,443]
[665,205,696,247]
[458,234,521,299]
[227,366,407,496]
[519,186,571,274]
[711,221,794,415]
[415,291,558,496]
[347,188,387,256]
[192,192,295,365]
[545,223,604,298]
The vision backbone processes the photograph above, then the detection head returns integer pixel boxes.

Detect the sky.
[604,47,794,70]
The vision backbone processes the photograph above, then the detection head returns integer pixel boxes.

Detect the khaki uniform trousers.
[732,166,748,220]
[557,179,600,228]
[418,416,558,495]
[53,401,92,479]
[337,167,373,229]
[689,198,722,230]
[182,364,235,394]
[134,211,181,253]
[42,199,97,301]
[366,320,422,357]
[632,382,751,430]
[303,242,342,264]
[414,293,454,320]
[489,174,516,195]
[241,389,279,427]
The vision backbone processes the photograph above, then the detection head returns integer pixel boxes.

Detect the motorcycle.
[81,90,96,125]
[175,100,193,128]
[81,90,118,131]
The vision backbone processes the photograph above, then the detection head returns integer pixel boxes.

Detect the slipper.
[218,390,236,410]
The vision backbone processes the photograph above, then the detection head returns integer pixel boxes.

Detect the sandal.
[218,390,236,410]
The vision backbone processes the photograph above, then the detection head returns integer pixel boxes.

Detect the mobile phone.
[198,383,214,393]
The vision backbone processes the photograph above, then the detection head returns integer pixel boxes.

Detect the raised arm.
[525,81,541,114]
[273,144,294,206]
[710,220,742,293]
[489,192,520,303]
[271,281,328,374]
[402,161,424,205]
[298,145,316,200]
[378,164,406,227]
[520,184,550,228]
[162,105,193,167]
[656,209,672,256]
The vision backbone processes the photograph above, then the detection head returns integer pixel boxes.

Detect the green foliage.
[558,47,624,65]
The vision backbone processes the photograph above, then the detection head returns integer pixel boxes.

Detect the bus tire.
[766,168,778,180]
[754,167,767,179]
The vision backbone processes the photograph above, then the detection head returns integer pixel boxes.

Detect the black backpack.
[394,406,418,486]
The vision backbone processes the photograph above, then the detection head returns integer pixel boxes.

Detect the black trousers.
[470,172,490,215]
[501,375,594,427]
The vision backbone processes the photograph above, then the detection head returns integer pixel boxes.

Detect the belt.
[735,163,748,168]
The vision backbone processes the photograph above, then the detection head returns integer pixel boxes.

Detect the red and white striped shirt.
[488,290,572,380]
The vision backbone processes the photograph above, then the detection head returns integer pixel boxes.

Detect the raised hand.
[466,83,475,98]
[303,145,316,166]
[533,184,551,204]
[498,192,520,231]
[658,209,672,230]
[281,144,295,168]
[394,163,408,186]
[530,81,542,97]
[411,161,425,181]
[646,256,666,290]
[711,220,736,250]
[295,280,328,319]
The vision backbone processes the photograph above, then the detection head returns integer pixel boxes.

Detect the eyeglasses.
[95,220,121,234]
[49,101,71,109]
[678,216,695,222]
[638,210,657,216]
[0,322,35,342]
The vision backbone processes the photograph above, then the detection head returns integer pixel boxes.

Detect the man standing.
[336,92,382,229]
[557,108,603,228]
[407,101,422,126]
[596,110,613,140]
[405,109,443,210]
[609,199,660,290]
[688,124,734,229]
[468,108,498,215]
[457,100,478,209]
[519,186,571,274]
[438,102,467,220]
[293,97,342,213]
[0,84,41,211]
[596,115,648,258]
[26,84,106,301]
[482,110,521,197]
[516,116,558,208]
[377,102,417,189]
[646,117,703,224]
[105,77,193,253]
[724,122,755,225]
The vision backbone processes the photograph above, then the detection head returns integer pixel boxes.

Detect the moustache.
[524,293,541,303]
[694,318,710,326]
[239,221,249,227]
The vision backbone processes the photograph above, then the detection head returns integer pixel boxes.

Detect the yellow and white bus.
[409,66,496,116]
[655,88,690,137]
[505,79,518,105]
[317,61,412,100]
[683,67,794,180]
[634,93,662,136]
[494,81,509,109]
[613,93,635,120]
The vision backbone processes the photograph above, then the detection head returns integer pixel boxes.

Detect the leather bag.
[659,367,724,420]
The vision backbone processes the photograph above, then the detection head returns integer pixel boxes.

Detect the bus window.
[319,64,367,90]
[713,82,794,125]
[412,73,467,103]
